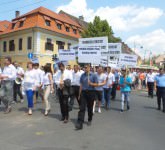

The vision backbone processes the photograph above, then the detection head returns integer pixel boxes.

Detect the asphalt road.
[0,90,164,150]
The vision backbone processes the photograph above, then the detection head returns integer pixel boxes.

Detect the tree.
[81,16,121,42]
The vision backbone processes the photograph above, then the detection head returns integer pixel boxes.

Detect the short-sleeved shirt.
[80,72,98,91]
[95,73,107,91]
[119,76,132,92]
[154,74,165,87]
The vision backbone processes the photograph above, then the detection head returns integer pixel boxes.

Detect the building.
[0,7,84,68]
[155,54,165,68]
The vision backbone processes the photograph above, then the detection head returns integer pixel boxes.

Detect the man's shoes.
[4,106,12,114]
[157,107,161,110]
[75,122,83,130]
[120,109,124,113]
[127,105,130,110]
[87,121,92,126]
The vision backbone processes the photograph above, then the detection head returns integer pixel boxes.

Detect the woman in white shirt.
[42,65,54,116]
[23,62,37,115]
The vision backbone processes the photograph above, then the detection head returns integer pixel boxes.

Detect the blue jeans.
[26,90,34,108]
[121,91,130,110]
[104,88,112,108]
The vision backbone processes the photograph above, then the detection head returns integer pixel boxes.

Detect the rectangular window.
[3,41,7,52]
[66,27,70,32]
[19,21,24,28]
[27,37,32,50]
[45,38,54,51]
[73,29,77,34]
[9,40,15,51]
[56,41,65,50]
[68,43,71,49]
[45,20,51,26]
[12,23,16,29]
[57,24,62,30]
[19,38,23,50]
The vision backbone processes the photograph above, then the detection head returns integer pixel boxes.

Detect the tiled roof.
[0,7,83,39]
[0,20,11,32]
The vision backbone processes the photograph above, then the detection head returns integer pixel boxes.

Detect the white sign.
[100,56,108,67]
[59,49,75,61]
[78,47,101,64]
[70,44,79,57]
[102,43,121,56]
[118,54,137,67]
[79,36,108,54]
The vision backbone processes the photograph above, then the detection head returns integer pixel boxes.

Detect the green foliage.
[81,16,121,42]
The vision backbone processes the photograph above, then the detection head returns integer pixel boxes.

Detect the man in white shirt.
[13,62,24,103]
[0,57,16,114]
[103,67,115,109]
[146,69,155,98]
[55,62,73,123]
[69,65,82,110]
[33,63,44,103]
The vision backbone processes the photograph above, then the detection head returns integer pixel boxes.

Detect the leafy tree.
[81,16,121,42]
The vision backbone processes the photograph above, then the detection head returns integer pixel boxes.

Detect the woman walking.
[23,62,37,115]
[42,65,54,116]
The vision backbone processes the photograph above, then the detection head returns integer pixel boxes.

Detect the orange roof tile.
[0,7,82,39]
[0,20,11,32]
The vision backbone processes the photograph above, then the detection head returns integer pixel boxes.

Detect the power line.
[0,0,47,14]
[0,0,21,6]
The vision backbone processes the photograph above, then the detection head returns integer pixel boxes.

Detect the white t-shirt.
[2,64,16,81]
[104,72,115,88]
[72,71,81,86]
[146,73,155,83]
[95,73,107,91]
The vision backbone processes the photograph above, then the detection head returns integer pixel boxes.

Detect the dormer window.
[45,20,51,26]
[73,29,77,34]
[57,24,62,30]
[19,21,24,28]
[66,27,70,32]
[12,23,16,29]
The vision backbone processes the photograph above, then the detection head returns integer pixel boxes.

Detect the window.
[45,38,54,51]
[3,41,7,52]
[9,40,15,51]
[19,38,23,50]
[19,21,24,28]
[68,43,71,49]
[45,20,51,26]
[73,29,77,34]
[12,23,16,29]
[66,27,70,32]
[27,37,32,50]
[56,41,65,50]
[57,23,62,30]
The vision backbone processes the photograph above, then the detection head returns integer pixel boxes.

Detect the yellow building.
[0,7,84,69]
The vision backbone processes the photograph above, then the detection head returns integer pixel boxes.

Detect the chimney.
[15,11,20,18]
[79,15,84,21]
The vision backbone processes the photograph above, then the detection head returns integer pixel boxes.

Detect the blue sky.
[0,0,165,57]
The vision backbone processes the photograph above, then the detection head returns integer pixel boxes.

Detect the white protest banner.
[108,59,118,68]
[59,49,75,61]
[70,44,79,57]
[78,47,101,64]
[100,56,108,67]
[102,43,121,56]
[79,36,108,54]
[118,54,137,67]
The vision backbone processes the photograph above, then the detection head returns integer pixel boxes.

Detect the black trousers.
[58,89,69,119]
[157,87,165,111]
[69,86,80,108]
[78,90,95,123]
[111,83,117,99]
[13,81,23,102]
[147,82,154,97]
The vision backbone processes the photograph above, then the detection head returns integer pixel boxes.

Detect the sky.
[0,0,165,58]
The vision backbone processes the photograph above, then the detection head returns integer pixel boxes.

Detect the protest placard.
[59,49,75,61]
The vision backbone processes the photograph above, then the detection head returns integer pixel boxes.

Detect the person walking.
[75,64,98,130]
[154,68,165,113]
[42,65,54,116]
[0,57,16,114]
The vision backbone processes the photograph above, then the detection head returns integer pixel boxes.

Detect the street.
[0,90,164,150]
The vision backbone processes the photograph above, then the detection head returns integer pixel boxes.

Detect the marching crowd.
[0,56,165,130]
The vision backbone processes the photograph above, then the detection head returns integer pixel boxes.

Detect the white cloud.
[56,0,164,32]
[126,29,165,57]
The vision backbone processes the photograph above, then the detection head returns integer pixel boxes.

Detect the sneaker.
[75,122,83,130]
[28,109,32,115]
[20,99,24,103]
[98,107,102,113]
[4,106,12,114]
[87,121,92,126]
[120,109,124,113]
[127,105,130,110]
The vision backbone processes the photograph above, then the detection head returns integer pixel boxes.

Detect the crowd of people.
[0,56,164,130]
